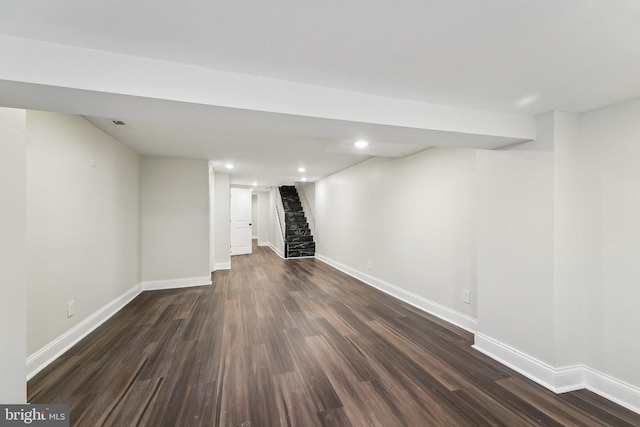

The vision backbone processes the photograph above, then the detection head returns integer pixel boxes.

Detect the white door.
[230,188,252,255]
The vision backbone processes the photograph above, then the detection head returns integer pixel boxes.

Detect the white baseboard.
[268,243,285,259]
[474,333,640,415]
[214,262,231,271]
[258,241,269,247]
[314,254,640,415]
[28,276,212,380]
[27,284,142,380]
[140,276,212,291]
[314,253,477,333]
[473,333,583,393]
[584,366,640,415]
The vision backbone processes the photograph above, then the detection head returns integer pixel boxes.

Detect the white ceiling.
[2,0,640,186]
[83,116,375,189]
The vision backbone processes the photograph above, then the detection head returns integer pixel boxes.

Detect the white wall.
[296,182,316,238]
[27,111,139,355]
[268,188,285,257]
[214,172,230,269]
[257,192,270,246]
[140,157,210,284]
[252,193,259,239]
[209,165,216,271]
[316,148,477,319]
[552,112,584,368]
[574,99,640,387]
[299,183,316,216]
[475,135,555,364]
[0,107,27,403]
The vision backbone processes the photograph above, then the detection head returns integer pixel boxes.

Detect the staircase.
[279,186,315,258]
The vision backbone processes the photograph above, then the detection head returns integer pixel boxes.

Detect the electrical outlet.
[462,290,471,304]
[67,300,75,318]
[366,261,372,272]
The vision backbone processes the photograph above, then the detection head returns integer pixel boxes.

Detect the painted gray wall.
[316,148,477,319]
[571,99,640,387]
[476,141,555,364]
[140,157,210,282]
[257,192,270,246]
[0,107,27,403]
[252,193,259,239]
[27,111,140,356]
[268,188,285,257]
[552,111,584,368]
[209,166,216,271]
[214,172,230,268]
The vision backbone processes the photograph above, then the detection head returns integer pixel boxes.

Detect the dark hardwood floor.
[29,243,640,426]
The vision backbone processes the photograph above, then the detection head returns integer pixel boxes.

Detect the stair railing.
[295,183,316,239]
[274,188,287,257]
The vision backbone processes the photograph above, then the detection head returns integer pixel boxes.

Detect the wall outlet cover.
[67,300,75,318]
[463,290,471,304]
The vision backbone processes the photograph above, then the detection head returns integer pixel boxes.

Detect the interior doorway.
[230,187,252,255]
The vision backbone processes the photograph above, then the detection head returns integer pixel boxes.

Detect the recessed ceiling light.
[298,167,306,173]
[354,140,369,149]
[225,163,234,170]
[301,177,307,182]
[252,182,257,187]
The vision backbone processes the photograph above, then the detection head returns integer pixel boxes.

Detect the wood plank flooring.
[28,243,640,426]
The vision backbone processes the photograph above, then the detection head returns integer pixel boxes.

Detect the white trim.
[27,275,213,380]
[268,243,285,259]
[140,276,212,291]
[584,367,640,415]
[473,333,582,393]
[27,283,142,380]
[473,333,640,415]
[214,262,231,271]
[315,253,477,333]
